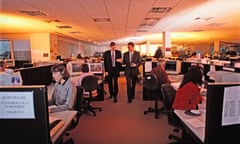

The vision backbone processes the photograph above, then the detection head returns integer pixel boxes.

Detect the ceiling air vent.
[70,31,82,34]
[56,25,72,29]
[19,10,48,16]
[93,18,110,22]
[207,23,225,27]
[149,7,171,13]
[137,30,148,33]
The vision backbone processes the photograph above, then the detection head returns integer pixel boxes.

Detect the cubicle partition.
[0,85,51,144]
[205,82,240,144]
[18,64,53,85]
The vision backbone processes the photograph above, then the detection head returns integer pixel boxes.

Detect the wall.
[30,33,50,63]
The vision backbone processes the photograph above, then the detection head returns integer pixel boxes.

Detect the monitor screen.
[0,85,51,144]
[67,61,84,76]
[89,63,103,74]
[165,60,181,74]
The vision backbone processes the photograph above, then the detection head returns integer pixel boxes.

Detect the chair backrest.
[74,86,84,111]
[143,73,159,90]
[81,75,98,92]
[68,86,83,131]
[161,83,183,128]
[161,83,176,110]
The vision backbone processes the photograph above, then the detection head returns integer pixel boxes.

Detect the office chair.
[62,86,84,144]
[161,83,186,144]
[81,75,102,116]
[143,73,165,119]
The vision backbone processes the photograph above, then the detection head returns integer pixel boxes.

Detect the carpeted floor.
[68,76,179,144]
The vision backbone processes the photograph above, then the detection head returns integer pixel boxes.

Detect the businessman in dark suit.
[122,42,141,103]
[103,42,122,103]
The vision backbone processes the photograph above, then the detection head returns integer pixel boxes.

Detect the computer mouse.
[184,110,201,116]
[190,110,201,115]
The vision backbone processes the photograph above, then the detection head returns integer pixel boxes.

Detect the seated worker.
[75,63,98,96]
[150,64,171,100]
[151,63,171,89]
[48,63,77,113]
[0,61,22,86]
[172,65,203,110]
[153,47,163,59]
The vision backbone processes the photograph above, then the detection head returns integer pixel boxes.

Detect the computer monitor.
[89,62,103,74]
[67,61,84,76]
[0,85,51,144]
[164,60,182,75]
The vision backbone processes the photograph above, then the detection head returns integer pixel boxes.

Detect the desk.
[50,110,78,144]
[174,98,206,143]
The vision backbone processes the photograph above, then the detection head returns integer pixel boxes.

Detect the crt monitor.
[89,62,103,74]
[0,85,51,144]
[164,60,182,75]
[67,61,84,76]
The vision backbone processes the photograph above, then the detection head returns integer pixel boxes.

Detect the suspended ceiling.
[0,0,240,45]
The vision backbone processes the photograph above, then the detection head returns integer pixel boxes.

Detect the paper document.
[222,86,240,126]
[186,118,205,128]
[144,61,152,72]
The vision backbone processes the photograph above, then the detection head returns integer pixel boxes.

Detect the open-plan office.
[1,0,240,144]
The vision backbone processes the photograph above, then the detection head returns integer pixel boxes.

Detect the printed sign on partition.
[222,86,240,126]
[0,91,35,119]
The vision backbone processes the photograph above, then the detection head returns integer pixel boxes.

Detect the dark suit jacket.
[122,51,141,77]
[103,50,122,75]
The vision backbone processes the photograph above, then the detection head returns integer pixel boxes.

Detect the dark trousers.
[126,75,138,102]
[107,68,119,99]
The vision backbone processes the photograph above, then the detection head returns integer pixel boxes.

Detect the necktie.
[130,52,133,63]
[112,51,115,67]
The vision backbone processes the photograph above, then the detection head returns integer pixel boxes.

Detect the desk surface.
[50,110,77,144]
[174,98,206,143]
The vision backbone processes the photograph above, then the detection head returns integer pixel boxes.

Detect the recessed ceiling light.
[93,18,110,22]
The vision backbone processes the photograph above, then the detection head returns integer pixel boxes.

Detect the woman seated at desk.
[48,63,77,113]
[173,65,203,110]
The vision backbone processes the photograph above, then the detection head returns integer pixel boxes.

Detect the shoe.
[128,100,132,103]
[109,95,113,99]
[113,98,117,103]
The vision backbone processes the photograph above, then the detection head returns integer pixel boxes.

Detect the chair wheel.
[144,111,147,115]
[168,135,173,140]
[99,109,102,111]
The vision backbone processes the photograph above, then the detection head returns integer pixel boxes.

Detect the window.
[0,40,11,60]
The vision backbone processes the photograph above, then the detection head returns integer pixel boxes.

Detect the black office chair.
[161,83,186,144]
[81,75,102,116]
[143,73,165,119]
